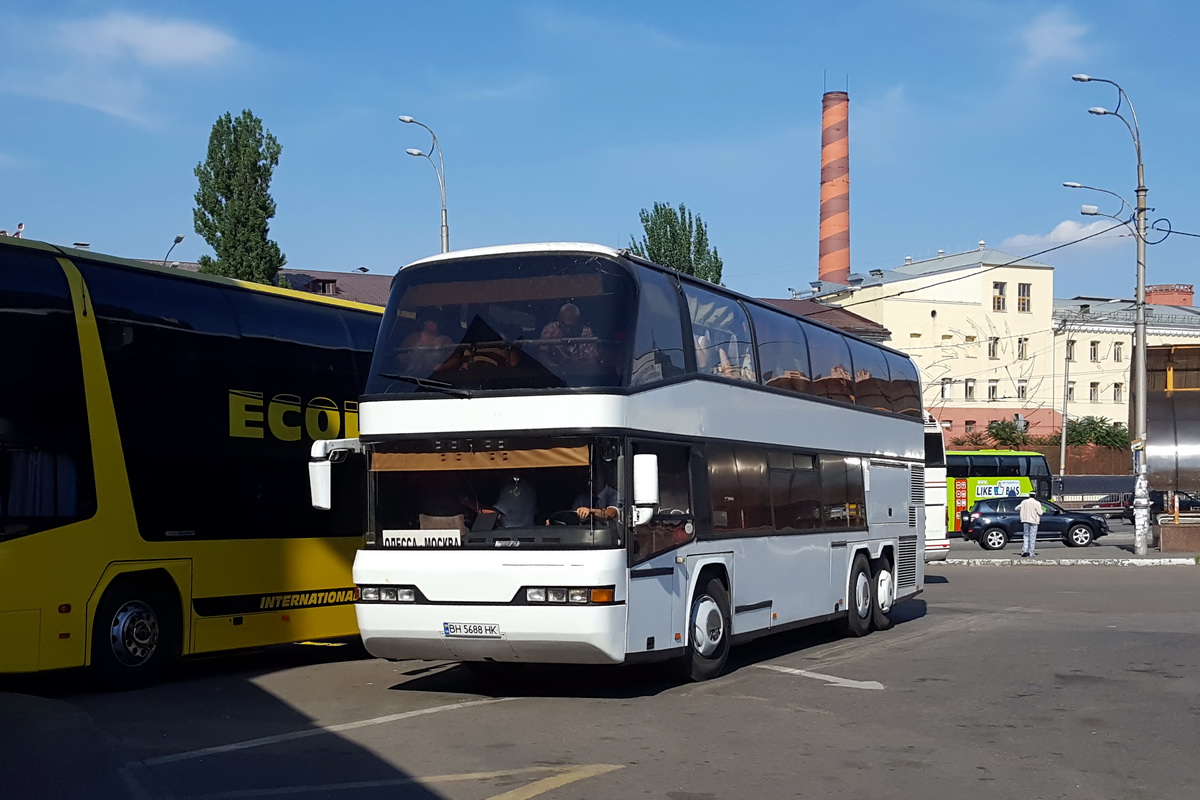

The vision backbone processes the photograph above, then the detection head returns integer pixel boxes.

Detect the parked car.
[1121,490,1200,522]
[960,497,1110,551]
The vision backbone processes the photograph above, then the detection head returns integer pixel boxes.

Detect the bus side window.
[631,443,693,563]
[1,250,97,537]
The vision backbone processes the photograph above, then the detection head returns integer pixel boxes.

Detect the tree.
[986,419,1029,449]
[629,202,723,284]
[193,109,285,284]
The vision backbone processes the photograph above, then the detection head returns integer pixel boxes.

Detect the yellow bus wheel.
[91,578,179,690]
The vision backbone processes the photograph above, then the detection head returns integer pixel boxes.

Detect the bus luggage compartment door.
[625,556,681,657]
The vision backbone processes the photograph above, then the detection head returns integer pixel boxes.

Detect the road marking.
[136,697,515,766]
[758,664,885,690]
[183,764,624,800]
[486,764,624,800]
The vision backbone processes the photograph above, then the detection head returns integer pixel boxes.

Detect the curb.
[941,557,1198,567]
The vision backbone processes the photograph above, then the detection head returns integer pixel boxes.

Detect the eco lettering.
[230,390,359,441]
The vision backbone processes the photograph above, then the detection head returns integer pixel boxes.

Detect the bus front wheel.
[91,579,178,691]
[679,575,731,682]
[846,553,873,637]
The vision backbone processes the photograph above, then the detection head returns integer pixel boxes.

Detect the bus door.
[625,442,695,658]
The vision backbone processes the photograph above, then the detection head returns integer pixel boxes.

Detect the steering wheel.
[547,510,583,526]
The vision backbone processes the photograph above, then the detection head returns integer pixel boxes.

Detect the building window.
[987,379,998,401]
[965,335,977,358]
[1017,380,1028,400]
[1114,383,1124,402]
[993,282,1007,312]
[1017,337,1028,360]
[941,378,952,400]
[1018,283,1031,312]
[964,420,976,433]
[1067,381,1075,401]
[988,337,999,360]
[1114,341,1124,362]
[1066,339,1076,362]
[1090,340,1101,362]
[964,379,976,401]
[310,279,337,295]
[1090,382,1100,401]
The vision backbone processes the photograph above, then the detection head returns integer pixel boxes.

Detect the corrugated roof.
[758,297,890,339]
[1054,296,1200,329]
[808,246,1055,295]
[146,261,393,306]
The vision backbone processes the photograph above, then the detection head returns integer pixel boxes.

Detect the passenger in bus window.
[695,331,714,371]
[415,471,476,533]
[400,316,456,375]
[491,474,537,528]
[539,303,598,367]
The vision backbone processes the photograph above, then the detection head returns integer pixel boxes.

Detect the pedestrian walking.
[1017,490,1043,557]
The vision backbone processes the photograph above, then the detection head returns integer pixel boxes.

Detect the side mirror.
[632,453,659,526]
[309,437,362,511]
[309,460,332,510]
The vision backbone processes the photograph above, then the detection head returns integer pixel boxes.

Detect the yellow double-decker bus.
[0,237,381,688]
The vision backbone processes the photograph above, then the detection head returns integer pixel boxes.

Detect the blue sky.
[2,1,1197,302]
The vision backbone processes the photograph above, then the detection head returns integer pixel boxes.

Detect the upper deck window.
[366,253,636,394]
[684,284,757,383]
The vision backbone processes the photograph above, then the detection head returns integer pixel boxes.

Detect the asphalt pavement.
[942,519,1200,565]
[5,564,1200,800]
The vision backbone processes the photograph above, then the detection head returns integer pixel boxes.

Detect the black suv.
[1121,490,1200,522]
[961,497,1110,551]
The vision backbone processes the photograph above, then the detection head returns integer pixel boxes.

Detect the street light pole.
[1073,73,1150,554]
[399,115,449,253]
[162,234,184,267]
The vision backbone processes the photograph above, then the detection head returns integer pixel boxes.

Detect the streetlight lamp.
[162,234,184,267]
[1072,73,1150,554]
[399,115,449,253]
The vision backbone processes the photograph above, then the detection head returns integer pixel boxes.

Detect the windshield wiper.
[376,373,473,398]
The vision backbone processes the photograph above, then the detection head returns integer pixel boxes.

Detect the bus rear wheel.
[91,579,178,691]
[871,557,895,631]
[846,554,872,637]
[679,575,731,682]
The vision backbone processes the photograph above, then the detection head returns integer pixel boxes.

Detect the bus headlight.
[524,585,615,604]
[358,586,416,602]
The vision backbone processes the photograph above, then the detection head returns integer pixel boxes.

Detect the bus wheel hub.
[109,601,160,666]
[691,596,724,657]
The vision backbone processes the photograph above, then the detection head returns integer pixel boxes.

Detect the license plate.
[442,622,501,638]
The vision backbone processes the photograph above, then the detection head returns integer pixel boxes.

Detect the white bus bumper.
[354,547,629,664]
[356,602,627,663]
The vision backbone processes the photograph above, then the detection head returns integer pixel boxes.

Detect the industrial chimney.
[819,91,851,286]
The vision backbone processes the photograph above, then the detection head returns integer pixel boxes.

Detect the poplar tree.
[193,109,285,284]
[629,202,723,284]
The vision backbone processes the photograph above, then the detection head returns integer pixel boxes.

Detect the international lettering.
[258,589,356,610]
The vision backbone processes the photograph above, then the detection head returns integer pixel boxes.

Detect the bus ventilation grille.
[910,465,926,503]
[897,535,919,588]
[908,466,925,528]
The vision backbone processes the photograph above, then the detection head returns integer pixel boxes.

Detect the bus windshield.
[369,435,628,550]
[366,253,636,394]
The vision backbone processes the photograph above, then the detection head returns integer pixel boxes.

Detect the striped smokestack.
[819,90,850,285]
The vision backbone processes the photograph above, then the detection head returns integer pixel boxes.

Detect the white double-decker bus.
[923,412,950,562]
[311,243,925,680]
